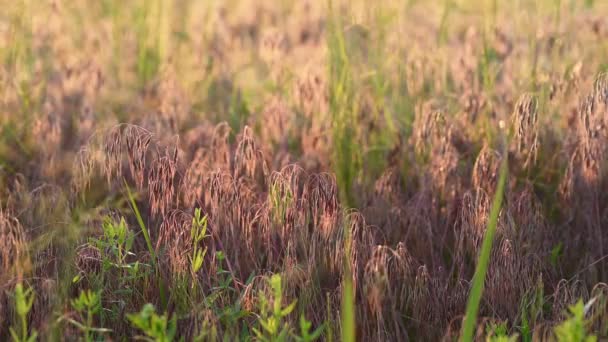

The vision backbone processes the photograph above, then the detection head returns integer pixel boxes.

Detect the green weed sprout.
[554,300,597,342]
[127,304,177,342]
[295,315,324,342]
[92,217,135,269]
[485,322,517,342]
[69,290,109,342]
[9,283,38,342]
[253,274,298,341]
[190,208,208,275]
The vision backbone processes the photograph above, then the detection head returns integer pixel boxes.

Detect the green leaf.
[191,247,206,273]
[252,327,264,339]
[26,332,38,342]
[9,327,19,342]
[554,300,597,342]
[281,300,297,317]
[308,325,324,341]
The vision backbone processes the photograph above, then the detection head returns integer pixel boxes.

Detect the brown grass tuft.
[0,207,27,281]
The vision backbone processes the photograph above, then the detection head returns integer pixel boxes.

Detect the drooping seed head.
[512,93,539,167]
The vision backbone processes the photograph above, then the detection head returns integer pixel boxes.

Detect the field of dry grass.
[1,0,608,340]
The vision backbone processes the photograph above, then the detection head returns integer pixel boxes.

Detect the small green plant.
[69,290,108,342]
[253,274,298,341]
[485,322,517,342]
[127,304,177,342]
[86,215,146,304]
[190,256,252,339]
[125,182,167,309]
[92,217,135,270]
[171,208,209,316]
[213,251,235,291]
[9,283,37,342]
[554,300,597,342]
[295,315,324,342]
[190,208,208,275]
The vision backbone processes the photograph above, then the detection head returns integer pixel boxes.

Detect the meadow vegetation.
[1,0,608,340]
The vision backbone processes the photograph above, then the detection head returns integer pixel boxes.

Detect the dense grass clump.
[1,0,608,340]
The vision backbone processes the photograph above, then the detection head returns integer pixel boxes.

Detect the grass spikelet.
[0,207,27,280]
[472,145,501,194]
[124,125,152,190]
[103,125,124,185]
[512,93,539,167]
[148,147,178,218]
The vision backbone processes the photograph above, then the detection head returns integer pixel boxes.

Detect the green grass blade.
[124,180,155,264]
[341,272,355,342]
[341,216,355,342]
[124,180,168,309]
[461,151,508,342]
